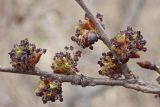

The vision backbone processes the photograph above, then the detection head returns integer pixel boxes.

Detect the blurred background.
[0,0,160,107]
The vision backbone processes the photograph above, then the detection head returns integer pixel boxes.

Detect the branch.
[0,66,160,94]
[137,60,160,75]
[75,1,146,103]
[74,0,132,78]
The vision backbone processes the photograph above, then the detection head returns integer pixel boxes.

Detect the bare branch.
[0,66,160,94]
[74,0,132,78]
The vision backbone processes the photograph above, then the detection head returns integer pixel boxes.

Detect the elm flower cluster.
[35,76,63,103]
[71,13,105,50]
[98,52,122,79]
[51,46,82,75]
[111,27,147,63]
[8,38,46,71]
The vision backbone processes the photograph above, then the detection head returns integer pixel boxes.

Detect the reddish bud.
[137,60,157,71]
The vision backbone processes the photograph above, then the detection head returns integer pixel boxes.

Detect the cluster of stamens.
[71,13,105,50]
[98,52,122,79]
[8,38,46,71]
[35,76,63,104]
[51,46,82,75]
[110,27,147,63]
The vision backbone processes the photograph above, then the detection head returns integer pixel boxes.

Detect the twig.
[0,0,159,103]
[77,1,146,105]
[137,60,160,75]
[74,0,132,79]
[0,66,160,94]
[155,65,160,75]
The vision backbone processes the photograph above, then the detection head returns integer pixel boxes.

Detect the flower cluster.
[51,46,82,75]
[111,27,147,63]
[35,76,63,104]
[98,52,122,79]
[71,13,105,50]
[8,38,46,71]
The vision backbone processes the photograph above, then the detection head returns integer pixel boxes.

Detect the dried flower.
[71,13,105,50]
[35,76,63,103]
[8,38,46,71]
[110,27,147,63]
[51,46,82,75]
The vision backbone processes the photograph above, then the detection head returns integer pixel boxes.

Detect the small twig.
[137,60,160,75]
[74,0,133,79]
[0,66,160,94]
[136,60,160,84]
[155,66,160,75]
[78,1,146,104]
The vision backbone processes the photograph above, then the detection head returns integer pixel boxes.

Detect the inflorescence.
[98,27,147,79]
[110,27,147,63]
[98,52,122,79]
[51,46,82,75]
[71,13,105,50]
[7,17,156,103]
[8,38,46,71]
[35,76,63,103]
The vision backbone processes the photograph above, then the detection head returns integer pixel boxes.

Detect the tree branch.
[74,1,146,104]
[155,66,160,75]
[0,66,160,94]
[0,0,159,101]
[74,0,132,78]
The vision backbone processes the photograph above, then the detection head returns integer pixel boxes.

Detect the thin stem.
[0,66,160,94]
[74,0,132,78]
